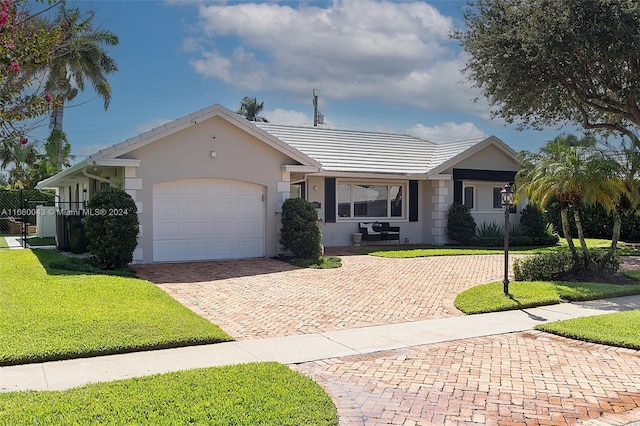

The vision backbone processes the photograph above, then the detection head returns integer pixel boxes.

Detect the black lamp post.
[501,183,514,295]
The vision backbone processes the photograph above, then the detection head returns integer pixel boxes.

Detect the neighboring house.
[36,103,520,264]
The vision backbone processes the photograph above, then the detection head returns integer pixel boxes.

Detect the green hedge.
[545,200,640,242]
[513,250,619,281]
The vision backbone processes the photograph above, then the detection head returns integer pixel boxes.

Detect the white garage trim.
[152,178,265,261]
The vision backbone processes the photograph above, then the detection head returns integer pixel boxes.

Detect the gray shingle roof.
[256,123,488,175]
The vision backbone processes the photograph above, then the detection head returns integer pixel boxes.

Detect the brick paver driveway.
[135,253,640,425]
[134,253,509,340]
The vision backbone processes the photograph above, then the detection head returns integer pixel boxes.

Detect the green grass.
[49,256,136,277]
[454,279,640,314]
[0,249,233,365]
[26,236,56,246]
[368,238,629,258]
[290,255,342,269]
[0,362,337,425]
[536,310,640,350]
[0,237,7,248]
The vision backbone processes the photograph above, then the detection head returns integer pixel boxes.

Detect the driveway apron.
[135,254,511,340]
[135,254,640,425]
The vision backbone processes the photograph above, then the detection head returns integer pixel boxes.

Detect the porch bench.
[359,222,400,242]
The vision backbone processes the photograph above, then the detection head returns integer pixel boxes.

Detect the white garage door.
[153,178,265,262]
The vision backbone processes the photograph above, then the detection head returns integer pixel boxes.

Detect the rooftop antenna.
[313,89,324,126]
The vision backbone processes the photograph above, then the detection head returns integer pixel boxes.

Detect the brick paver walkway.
[135,254,513,340]
[135,253,640,425]
[294,331,640,425]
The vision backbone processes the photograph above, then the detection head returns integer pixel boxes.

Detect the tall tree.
[35,6,118,169]
[516,134,621,270]
[0,0,62,129]
[237,96,268,122]
[454,0,640,145]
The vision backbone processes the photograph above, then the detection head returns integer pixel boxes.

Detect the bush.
[520,205,549,238]
[84,187,139,269]
[279,198,322,260]
[513,250,619,281]
[447,202,477,244]
[475,221,503,247]
[474,220,559,247]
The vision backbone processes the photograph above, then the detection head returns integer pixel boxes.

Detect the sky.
[28,0,576,161]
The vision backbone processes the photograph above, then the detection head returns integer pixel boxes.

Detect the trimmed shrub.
[84,187,139,269]
[519,205,548,238]
[447,202,477,244]
[279,198,322,260]
[513,250,619,281]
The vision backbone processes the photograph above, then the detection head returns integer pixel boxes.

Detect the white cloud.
[187,0,484,114]
[263,109,312,126]
[135,118,173,135]
[407,122,486,142]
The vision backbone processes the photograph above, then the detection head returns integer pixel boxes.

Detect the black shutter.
[409,180,418,222]
[454,180,463,204]
[300,182,306,200]
[325,178,336,223]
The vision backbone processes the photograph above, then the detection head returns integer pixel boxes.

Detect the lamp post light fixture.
[501,183,514,295]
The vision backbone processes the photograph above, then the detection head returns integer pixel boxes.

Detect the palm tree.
[516,134,621,270]
[237,96,268,122]
[0,140,38,188]
[599,141,640,266]
[35,7,118,170]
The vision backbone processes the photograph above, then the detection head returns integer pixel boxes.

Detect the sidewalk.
[2,294,639,393]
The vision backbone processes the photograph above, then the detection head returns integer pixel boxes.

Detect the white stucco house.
[36,103,520,264]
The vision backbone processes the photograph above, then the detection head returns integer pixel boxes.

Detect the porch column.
[431,180,449,245]
[123,166,143,263]
[277,170,291,212]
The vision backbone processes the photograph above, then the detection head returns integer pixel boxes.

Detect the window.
[290,184,301,199]
[338,182,405,219]
[338,184,351,217]
[493,187,502,209]
[463,186,474,209]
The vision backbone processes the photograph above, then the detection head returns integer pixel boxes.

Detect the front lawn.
[368,238,627,258]
[454,278,640,314]
[0,250,232,365]
[0,362,338,425]
[536,310,640,350]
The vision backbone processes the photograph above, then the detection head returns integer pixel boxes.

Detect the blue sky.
[29,0,575,160]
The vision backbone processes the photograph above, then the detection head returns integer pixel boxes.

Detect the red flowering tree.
[0,0,62,125]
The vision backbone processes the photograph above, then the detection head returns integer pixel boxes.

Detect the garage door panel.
[209,221,234,237]
[154,241,180,262]
[207,202,233,217]
[154,221,180,239]
[233,220,261,237]
[153,178,265,261]
[154,200,180,220]
[182,200,207,219]
[179,221,208,238]
[234,183,262,198]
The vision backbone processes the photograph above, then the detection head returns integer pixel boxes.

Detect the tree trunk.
[50,102,64,170]
[560,207,579,262]
[601,212,621,270]
[572,206,591,269]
